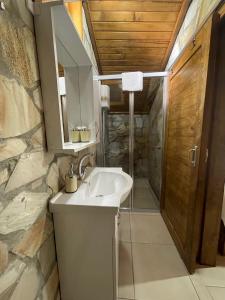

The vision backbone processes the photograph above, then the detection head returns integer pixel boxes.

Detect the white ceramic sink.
[50,167,133,210]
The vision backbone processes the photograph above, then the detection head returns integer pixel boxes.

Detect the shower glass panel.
[132,78,163,210]
[102,79,131,209]
[101,75,165,211]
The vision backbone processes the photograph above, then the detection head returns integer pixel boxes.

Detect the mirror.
[55,36,94,145]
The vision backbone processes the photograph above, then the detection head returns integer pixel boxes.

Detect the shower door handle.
[188,146,198,167]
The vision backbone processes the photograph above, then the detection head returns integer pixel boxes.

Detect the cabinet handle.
[188,146,198,167]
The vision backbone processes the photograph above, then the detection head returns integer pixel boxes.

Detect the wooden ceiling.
[85,0,190,75]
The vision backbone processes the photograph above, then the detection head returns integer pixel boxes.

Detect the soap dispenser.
[65,163,77,193]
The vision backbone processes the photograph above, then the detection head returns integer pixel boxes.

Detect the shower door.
[97,72,168,211]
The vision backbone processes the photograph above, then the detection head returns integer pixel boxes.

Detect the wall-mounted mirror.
[34,3,96,152]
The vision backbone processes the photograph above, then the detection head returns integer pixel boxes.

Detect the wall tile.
[0,192,50,234]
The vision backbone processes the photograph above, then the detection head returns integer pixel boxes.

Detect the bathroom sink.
[50,167,133,211]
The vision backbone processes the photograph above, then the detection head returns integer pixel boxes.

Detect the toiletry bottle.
[65,163,77,193]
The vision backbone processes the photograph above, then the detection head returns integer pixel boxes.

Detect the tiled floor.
[118,212,225,300]
[121,178,160,210]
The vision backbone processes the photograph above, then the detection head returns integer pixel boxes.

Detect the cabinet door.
[162,16,217,273]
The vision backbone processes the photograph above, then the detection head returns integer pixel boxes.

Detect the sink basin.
[50,167,133,211]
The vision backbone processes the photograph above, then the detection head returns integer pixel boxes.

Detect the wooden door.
[161,16,218,273]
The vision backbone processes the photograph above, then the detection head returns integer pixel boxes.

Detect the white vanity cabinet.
[50,167,133,300]
[34,1,99,152]
[50,201,119,300]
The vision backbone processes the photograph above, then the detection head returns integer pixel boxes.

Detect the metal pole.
[129,92,134,210]
[94,71,169,81]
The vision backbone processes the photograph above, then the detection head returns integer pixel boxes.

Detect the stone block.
[0,192,50,234]
[12,214,53,258]
[5,151,54,193]
[0,75,41,138]
[33,87,43,111]
[0,139,26,162]
[47,163,60,194]
[0,241,8,273]
[0,259,26,295]
[10,264,40,300]
[31,127,46,150]
[0,16,39,88]
[0,169,9,186]
[42,264,59,300]
[38,234,56,278]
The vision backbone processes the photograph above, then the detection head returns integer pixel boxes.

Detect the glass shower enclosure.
[97,72,168,211]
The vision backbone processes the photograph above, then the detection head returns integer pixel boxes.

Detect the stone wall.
[148,81,163,199]
[0,2,94,299]
[106,114,149,177]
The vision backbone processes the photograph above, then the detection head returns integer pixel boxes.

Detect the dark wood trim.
[218,220,225,255]
[200,14,225,266]
[192,12,220,267]
[82,0,102,74]
[161,0,191,69]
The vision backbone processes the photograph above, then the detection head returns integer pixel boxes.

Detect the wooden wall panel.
[162,17,215,273]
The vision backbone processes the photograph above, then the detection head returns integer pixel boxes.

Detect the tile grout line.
[188,275,203,300]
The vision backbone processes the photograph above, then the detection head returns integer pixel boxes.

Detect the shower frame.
[95,71,169,211]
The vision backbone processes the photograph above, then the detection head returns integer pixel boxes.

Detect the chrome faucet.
[78,153,94,180]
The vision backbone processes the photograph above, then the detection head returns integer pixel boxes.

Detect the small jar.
[80,129,91,142]
[71,129,80,143]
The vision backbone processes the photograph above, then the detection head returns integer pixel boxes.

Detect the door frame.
[200,13,225,266]
[160,13,220,273]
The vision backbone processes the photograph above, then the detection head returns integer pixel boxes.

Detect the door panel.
[162,17,216,273]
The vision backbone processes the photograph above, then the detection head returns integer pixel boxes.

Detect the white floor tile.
[131,213,174,245]
[132,243,199,300]
[207,286,225,300]
[195,265,225,288]
[119,212,131,242]
[190,273,213,300]
[118,242,135,300]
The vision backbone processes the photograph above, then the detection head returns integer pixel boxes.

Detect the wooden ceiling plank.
[93,21,175,32]
[95,31,172,40]
[102,65,161,71]
[135,11,179,22]
[96,40,169,48]
[98,47,167,55]
[99,53,164,60]
[101,60,162,66]
[89,1,181,12]
[91,11,134,22]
